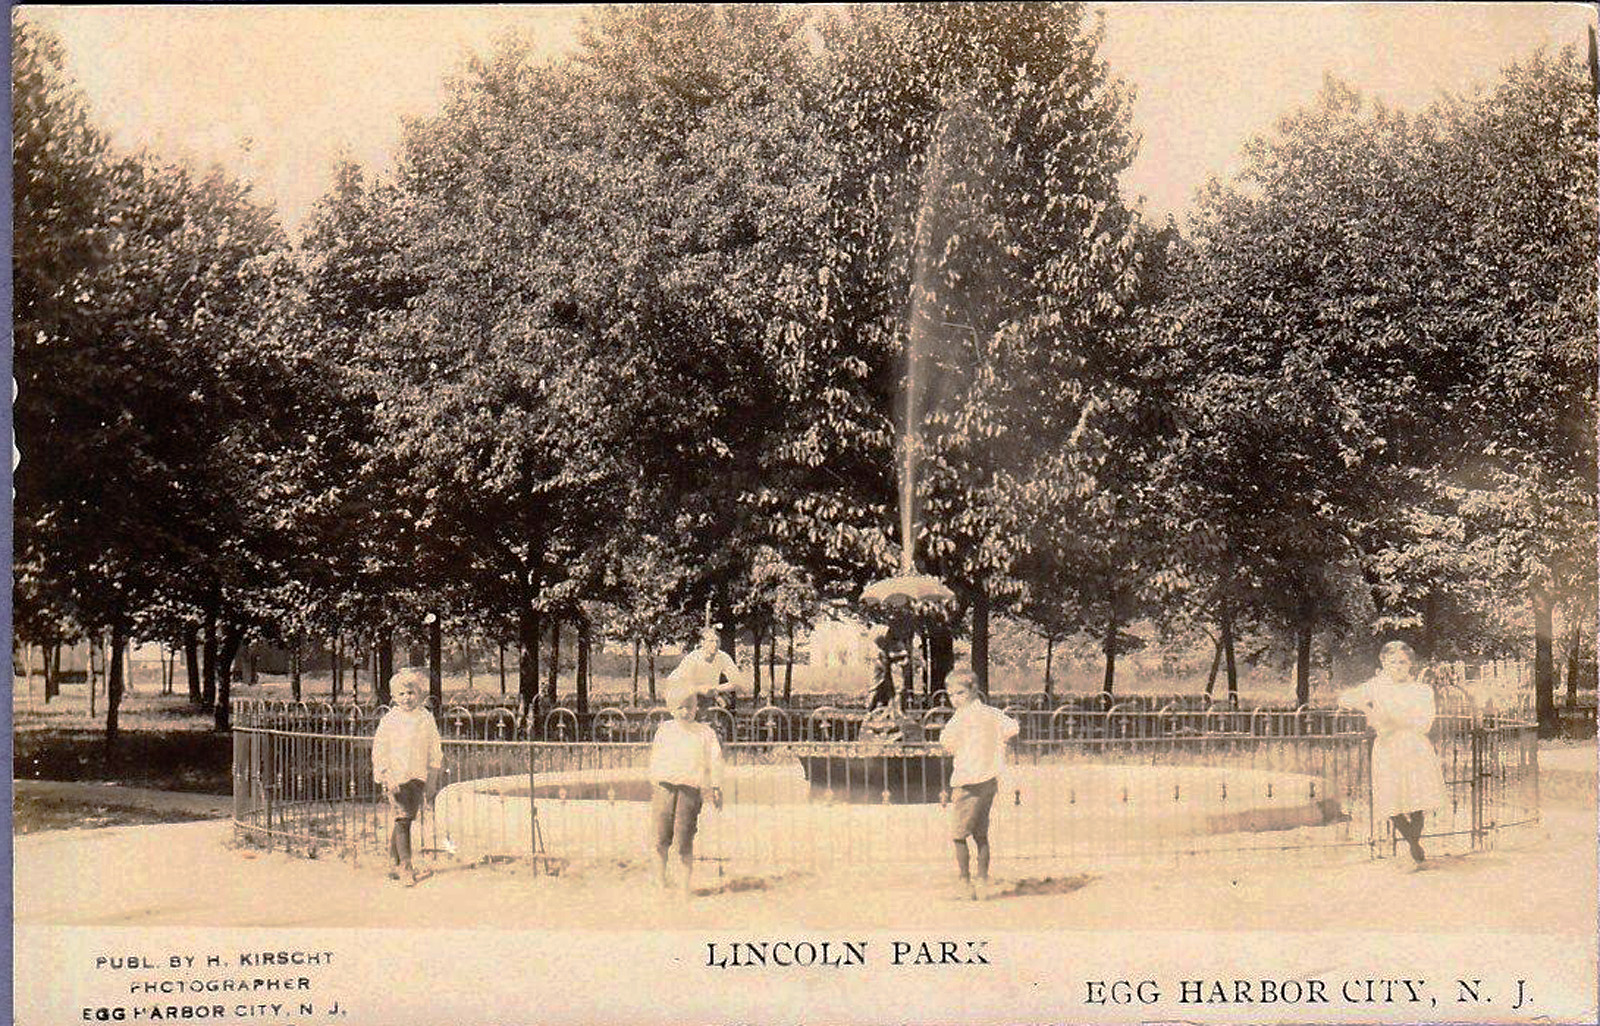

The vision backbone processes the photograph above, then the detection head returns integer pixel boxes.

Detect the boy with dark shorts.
[939,672,1019,900]
[371,669,443,885]
[649,685,724,899]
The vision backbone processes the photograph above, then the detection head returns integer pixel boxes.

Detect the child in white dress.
[1337,640,1447,869]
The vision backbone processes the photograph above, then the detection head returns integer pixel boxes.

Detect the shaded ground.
[13,725,233,794]
[13,689,234,793]
[13,779,231,834]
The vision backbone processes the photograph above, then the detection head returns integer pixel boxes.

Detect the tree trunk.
[1102,610,1118,699]
[1295,623,1313,708]
[45,641,60,702]
[88,635,98,718]
[930,624,954,697]
[902,629,915,708]
[1421,590,1438,660]
[22,641,36,705]
[181,630,199,703]
[20,641,33,705]
[246,649,258,686]
[498,640,507,695]
[647,645,657,702]
[1533,589,1557,737]
[575,613,591,716]
[750,622,762,702]
[518,608,541,716]
[202,605,218,710]
[465,638,474,690]
[768,631,777,698]
[333,633,343,700]
[632,639,641,705]
[1204,636,1223,697]
[428,614,443,708]
[215,626,242,732]
[1565,618,1582,710]
[971,586,990,695]
[290,636,302,702]
[545,617,560,710]
[1222,600,1239,708]
[784,623,794,703]
[1044,636,1056,697]
[376,630,394,706]
[105,622,128,758]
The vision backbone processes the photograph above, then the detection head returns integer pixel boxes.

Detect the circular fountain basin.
[433,755,1345,869]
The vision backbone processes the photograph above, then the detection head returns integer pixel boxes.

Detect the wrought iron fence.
[232,686,1539,874]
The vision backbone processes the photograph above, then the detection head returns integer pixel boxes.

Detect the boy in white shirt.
[371,669,444,885]
[649,685,724,899]
[667,626,741,715]
[939,670,1019,900]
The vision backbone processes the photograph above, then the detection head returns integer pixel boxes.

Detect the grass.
[14,683,234,794]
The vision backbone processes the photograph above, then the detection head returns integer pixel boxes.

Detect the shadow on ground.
[996,874,1096,899]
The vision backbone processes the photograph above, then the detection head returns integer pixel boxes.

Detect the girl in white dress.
[1337,640,1448,869]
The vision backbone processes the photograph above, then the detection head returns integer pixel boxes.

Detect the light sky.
[20,3,1598,235]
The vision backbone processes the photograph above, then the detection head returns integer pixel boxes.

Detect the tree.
[304,9,839,723]
[813,4,1149,688]
[16,16,306,740]
[1171,52,1595,714]
[1422,50,1597,732]
[732,545,820,702]
[11,19,113,686]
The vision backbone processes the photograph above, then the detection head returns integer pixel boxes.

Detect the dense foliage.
[13,9,1595,737]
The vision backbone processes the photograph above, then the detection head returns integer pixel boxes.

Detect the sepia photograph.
[10,3,1599,1023]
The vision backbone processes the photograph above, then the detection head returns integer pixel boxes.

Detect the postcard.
[12,4,1598,1024]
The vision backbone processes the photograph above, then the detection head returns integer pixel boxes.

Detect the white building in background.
[803,617,883,693]
[806,618,876,668]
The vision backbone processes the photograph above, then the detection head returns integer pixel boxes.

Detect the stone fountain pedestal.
[797,571,962,804]
[796,745,952,804]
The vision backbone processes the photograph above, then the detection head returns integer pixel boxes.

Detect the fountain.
[791,110,969,803]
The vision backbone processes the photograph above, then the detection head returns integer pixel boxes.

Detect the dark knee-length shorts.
[651,782,704,854]
[950,778,998,840]
[391,779,426,822]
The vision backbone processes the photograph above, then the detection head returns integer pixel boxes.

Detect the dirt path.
[15,738,1595,934]
[14,800,1595,938]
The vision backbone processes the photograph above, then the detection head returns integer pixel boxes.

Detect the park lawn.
[13,687,233,794]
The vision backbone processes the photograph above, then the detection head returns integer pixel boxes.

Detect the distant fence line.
[231,686,1537,744]
[232,685,1540,874]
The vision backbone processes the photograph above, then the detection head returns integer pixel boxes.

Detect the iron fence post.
[232,728,245,827]
[528,737,538,866]
[1470,722,1486,850]
[263,730,275,849]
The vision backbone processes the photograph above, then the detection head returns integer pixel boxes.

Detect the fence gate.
[1429,682,1539,854]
